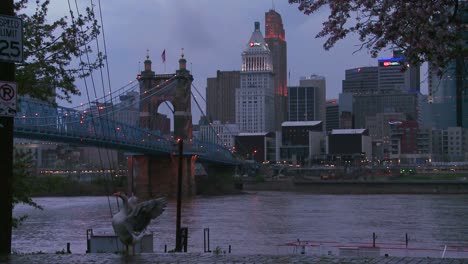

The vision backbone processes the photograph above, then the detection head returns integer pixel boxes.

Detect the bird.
[112,192,167,254]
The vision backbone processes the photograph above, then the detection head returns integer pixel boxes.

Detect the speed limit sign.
[0,14,23,63]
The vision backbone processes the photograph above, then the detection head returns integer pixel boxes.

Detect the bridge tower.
[128,51,196,199]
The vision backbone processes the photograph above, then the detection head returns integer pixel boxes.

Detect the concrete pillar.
[129,154,195,199]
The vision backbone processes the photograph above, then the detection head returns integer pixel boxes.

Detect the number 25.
[0,40,21,58]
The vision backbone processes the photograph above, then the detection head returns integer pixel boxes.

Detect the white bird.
[112,192,167,254]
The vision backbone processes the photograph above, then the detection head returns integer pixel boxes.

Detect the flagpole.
[161,49,166,74]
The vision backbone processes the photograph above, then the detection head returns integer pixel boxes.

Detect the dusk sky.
[49,0,428,122]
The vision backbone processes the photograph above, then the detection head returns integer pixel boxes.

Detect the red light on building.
[383,61,391,67]
[249,42,254,47]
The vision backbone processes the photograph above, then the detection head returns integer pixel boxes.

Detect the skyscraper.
[428,64,458,129]
[236,22,275,133]
[288,75,326,131]
[342,67,378,94]
[326,99,340,132]
[206,70,240,124]
[265,9,287,130]
[377,51,420,93]
[429,1,468,128]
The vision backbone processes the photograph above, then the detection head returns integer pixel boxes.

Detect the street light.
[175,138,183,252]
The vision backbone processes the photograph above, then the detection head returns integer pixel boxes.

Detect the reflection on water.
[12,192,468,257]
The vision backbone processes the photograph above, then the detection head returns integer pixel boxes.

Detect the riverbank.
[243,179,468,194]
[2,253,468,264]
[25,175,125,197]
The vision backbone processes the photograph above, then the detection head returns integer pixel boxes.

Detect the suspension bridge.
[13,55,242,198]
[13,96,238,165]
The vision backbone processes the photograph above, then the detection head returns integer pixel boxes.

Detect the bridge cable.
[191,83,245,161]
[68,0,115,216]
[190,90,237,161]
[72,0,117,211]
[26,76,177,128]
[90,0,122,206]
[90,0,124,213]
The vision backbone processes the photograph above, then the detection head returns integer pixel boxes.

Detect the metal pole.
[373,232,376,247]
[175,139,183,252]
[0,0,15,256]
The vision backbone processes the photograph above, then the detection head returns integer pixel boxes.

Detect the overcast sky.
[50,0,427,123]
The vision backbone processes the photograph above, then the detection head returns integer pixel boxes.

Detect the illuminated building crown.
[241,21,273,72]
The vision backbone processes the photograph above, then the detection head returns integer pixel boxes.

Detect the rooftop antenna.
[272,0,275,10]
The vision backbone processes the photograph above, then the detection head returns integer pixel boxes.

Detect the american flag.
[161,49,166,63]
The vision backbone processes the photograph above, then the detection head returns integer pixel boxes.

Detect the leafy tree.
[10,0,102,227]
[14,0,103,103]
[288,0,467,73]
[12,150,43,228]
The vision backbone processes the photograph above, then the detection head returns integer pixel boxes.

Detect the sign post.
[0,0,18,256]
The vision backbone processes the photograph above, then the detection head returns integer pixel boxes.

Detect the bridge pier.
[128,154,196,199]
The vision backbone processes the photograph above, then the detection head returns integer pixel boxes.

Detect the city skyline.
[46,1,430,122]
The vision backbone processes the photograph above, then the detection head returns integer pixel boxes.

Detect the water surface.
[12,192,468,257]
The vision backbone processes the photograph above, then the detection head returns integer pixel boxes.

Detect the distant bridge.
[14,90,239,165]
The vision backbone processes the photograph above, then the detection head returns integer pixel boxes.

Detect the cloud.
[46,0,426,120]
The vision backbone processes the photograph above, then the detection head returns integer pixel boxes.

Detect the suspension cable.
[68,0,114,217]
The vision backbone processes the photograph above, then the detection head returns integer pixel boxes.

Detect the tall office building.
[342,67,378,94]
[206,70,240,124]
[236,22,275,133]
[326,99,340,132]
[353,91,421,129]
[288,75,326,129]
[288,75,326,130]
[429,62,468,129]
[428,64,458,129]
[265,9,287,130]
[429,1,468,128]
[378,50,420,93]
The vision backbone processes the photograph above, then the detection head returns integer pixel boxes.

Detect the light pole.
[175,138,183,252]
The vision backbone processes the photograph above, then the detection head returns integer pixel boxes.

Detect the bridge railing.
[14,98,241,164]
[14,97,174,154]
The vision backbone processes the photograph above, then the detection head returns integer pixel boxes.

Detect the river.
[11,192,468,258]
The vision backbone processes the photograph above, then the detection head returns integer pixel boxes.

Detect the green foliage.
[391,173,466,181]
[55,249,68,254]
[213,246,222,255]
[9,0,105,228]
[14,0,103,103]
[254,175,265,183]
[12,150,43,228]
[197,173,242,195]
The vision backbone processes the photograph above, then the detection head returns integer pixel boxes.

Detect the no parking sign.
[0,81,17,117]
